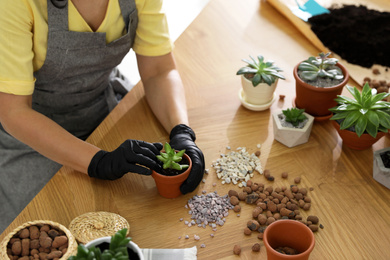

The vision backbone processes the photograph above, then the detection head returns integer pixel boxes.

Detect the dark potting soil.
[97,242,140,260]
[380,151,390,168]
[160,156,189,176]
[308,5,390,68]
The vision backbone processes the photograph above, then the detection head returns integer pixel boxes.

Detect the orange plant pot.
[293,62,349,120]
[151,153,192,199]
[331,120,386,150]
[263,220,315,260]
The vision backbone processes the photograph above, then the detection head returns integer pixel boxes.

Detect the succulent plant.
[298,52,344,81]
[236,55,285,87]
[329,83,390,138]
[68,228,131,260]
[157,142,189,171]
[282,108,307,127]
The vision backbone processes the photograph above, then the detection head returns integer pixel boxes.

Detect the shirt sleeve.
[0,0,35,95]
[132,0,173,56]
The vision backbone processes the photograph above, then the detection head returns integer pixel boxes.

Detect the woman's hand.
[88,140,163,180]
[169,124,205,194]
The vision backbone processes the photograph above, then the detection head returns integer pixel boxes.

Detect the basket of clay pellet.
[68,211,130,244]
[1,220,78,260]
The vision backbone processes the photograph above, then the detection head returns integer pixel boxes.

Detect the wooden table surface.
[2,0,390,259]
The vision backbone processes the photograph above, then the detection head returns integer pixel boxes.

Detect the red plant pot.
[331,120,386,150]
[151,153,192,199]
[264,220,315,260]
[293,62,349,120]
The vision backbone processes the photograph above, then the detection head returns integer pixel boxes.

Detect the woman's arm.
[136,52,189,132]
[0,92,99,174]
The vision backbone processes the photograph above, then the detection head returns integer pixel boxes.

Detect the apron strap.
[48,0,69,32]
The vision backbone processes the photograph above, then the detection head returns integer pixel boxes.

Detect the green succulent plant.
[68,228,131,260]
[329,83,390,138]
[157,142,189,171]
[282,108,307,127]
[236,55,285,87]
[298,52,344,81]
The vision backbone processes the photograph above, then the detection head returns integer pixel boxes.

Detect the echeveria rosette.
[298,52,344,81]
[282,108,307,127]
[157,142,189,171]
[236,55,285,87]
[329,83,390,138]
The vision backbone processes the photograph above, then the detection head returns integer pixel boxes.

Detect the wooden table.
[2,0,390,259]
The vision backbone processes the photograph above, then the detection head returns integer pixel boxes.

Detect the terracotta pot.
[331,120,385,150]
[241,75,278,106]
[293,62,349,119]
[263,220,315,260]
[373,147,390,189]
[272,111,315,148]
[152,153,192,198]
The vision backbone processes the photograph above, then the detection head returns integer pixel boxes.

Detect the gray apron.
[0,0,138,233]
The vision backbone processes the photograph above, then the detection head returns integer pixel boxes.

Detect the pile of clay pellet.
[230,178,322,255]
[6,224,69,260]
[211,146,263,186]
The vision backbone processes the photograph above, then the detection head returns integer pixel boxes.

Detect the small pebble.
[185,235,189,239]
[252,243,261,252]
[233,245,241,255]
[194,235,200,240]
[210,234,214,237]
[200,244,206,248]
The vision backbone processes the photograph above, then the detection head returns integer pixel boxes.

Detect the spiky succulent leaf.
[330,83,390,138]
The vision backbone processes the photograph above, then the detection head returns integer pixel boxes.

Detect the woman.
[0,0,204,233]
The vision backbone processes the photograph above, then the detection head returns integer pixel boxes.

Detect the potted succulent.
[263,219,315,260]
[294,52,349,120]
[329,83,390,150]
[272,108,315,148]
[151,142,192,198]
[68,228,143,260]
[373,147,390,189]
[237,55,285,111]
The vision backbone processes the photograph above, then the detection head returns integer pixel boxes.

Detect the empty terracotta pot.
[263,220,315,260]
[151,153,192,199]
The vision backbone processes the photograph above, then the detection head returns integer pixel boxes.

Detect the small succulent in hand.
[329,82,390,138]
[157,142,189,171]
[236,55,285,87]
[298,52,344,81]
[68,228,131,260]
[282,108,307,127]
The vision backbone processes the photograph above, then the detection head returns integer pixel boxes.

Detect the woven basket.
[68,211,130,244]
[1,220,78,259]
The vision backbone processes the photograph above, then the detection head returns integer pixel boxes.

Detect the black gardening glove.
[169,124,205,194]
[88,140,163,180]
